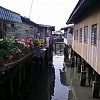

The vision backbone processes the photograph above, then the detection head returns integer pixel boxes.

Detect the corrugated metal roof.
[0,6,22,23]
[60,25,74,31]
[21,17,55,31]
[66,0,99,24]
[21,16,37,26]
[38,24,55,31]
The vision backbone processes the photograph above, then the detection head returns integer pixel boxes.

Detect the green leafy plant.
[33,39,39,47]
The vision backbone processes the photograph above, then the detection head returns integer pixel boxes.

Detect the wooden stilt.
[55,43,56,54]
[75,53,78,67]
[80,70,86,86]
[80,60,87,86]
[77,57,81,73]
[92,81,100,98]
[71,57,75,67]
[60,43,61,54]
[87,65,93,86]
[92,73,100,98]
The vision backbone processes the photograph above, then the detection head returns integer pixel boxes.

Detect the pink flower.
[20,38,26,42]
[28,38,33,42]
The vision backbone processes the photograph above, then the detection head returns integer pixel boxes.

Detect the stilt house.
[0,6,22,38]
[66,0,100,98]
[67,0,100,74]
[61,25,74,47]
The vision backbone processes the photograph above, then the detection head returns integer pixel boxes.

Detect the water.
[51,54,70,100]
[25,51,70,100]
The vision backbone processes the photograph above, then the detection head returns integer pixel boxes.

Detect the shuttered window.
[74,30,78,40]
[76,30,78,40]
[91,24,97,45]
[74,30,76,40]
[84,26,88,44]
[79,28,82,42]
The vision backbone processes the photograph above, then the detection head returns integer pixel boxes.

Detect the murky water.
[51,54,70,100]
[25,51,70,100]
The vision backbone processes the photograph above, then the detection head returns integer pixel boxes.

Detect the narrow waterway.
[24,42,100,100]
[24,51,70,100]
[51,54,70,100]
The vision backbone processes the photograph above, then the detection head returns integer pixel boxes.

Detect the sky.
[0,0,78,30]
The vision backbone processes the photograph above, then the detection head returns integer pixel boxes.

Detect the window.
[76,30,78,40]
[84,26,88,44]
[79,28,82,42]
[11,24,14,28]
[74,30,76,40]
[91,24,97,45]
[74,30,78,40]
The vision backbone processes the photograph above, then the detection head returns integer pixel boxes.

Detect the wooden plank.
[72,8,100,74]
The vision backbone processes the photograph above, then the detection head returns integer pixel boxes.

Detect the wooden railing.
[0,44,54,100]
[0,49,42,100]
[0,49,37,74]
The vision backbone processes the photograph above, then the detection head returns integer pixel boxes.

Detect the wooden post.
[55,43,56,54]
[92,81,99,98]
[92,73,100,98]
[3,78,13,100]
[0,84,5,100]
[68,46,71,60]
[80,65,86,86]
[77,56,81,73]
[18,66,22,99]
[60,43,61,54]
[10,78,14,100]
[87,65,93,86]
[20,64,26,97]
[75,53,78,67]
[80,60,87,86]
[71,57,75,67]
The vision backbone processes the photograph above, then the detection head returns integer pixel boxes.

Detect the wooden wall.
[73,6,100,74]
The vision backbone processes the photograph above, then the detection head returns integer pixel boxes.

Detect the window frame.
[91,24,97,46]
[79,28,82,42]
[84,26,88,44]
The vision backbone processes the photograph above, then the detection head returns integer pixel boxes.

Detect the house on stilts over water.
[66,0,100,98]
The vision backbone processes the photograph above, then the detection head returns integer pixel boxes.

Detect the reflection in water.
[24,62,55,100]
[25,54,70,100]
[51,55,70,100]
[48,66,55,100]
[59,66,68,86]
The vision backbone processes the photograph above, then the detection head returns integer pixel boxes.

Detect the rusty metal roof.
[66,0,99,24]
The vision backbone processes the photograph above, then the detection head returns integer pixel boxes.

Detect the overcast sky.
[0,0,78,30]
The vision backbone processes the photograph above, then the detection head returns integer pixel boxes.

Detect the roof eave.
[66,0,97,25]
